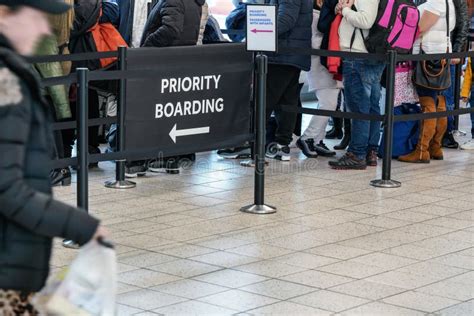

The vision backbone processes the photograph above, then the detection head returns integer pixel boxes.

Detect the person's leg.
[345,60,373,159]
[302,88,340,143]
[298,88,339,158]
[264,64,293,161]
[443,65,455,132]
[88,88,100,151]
[329,60,370,169]
[367,63,385,154]
[293,83,304,137]
[274,67,301,146]
[429,95,448,159]
[265,64,290,128]
[399,87,438,163]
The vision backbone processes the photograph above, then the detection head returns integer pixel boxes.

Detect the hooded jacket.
[0,36,99,292]
[141,0,205,47]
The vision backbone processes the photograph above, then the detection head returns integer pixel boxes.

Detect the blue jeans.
[441,65,456,132]
[343,59,385,159]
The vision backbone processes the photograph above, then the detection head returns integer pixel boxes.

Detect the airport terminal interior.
[51,112,474,316]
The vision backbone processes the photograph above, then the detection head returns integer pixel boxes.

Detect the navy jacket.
[117,0,134,45]
[100,0,120,26]
[225,3,247,42]
[267,0,312,71]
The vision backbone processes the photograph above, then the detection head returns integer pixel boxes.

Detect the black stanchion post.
[64,68,89,249]
[453,63,464,134]
[241,53,276,214]
[241,52,258,168]
[105,46,136,189]
[371,50,401,188]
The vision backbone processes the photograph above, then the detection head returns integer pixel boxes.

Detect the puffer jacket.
[35,36,72,120]
[451,0,469,52]
[141,0,205,47]
[0,37,99,292]
[267,0,313,71]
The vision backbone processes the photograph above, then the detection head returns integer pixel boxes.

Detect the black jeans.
[266,64,301,146]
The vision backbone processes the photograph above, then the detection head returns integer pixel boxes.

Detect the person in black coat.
[0,0,107,312]
[125,0,205,178]
[141,0,205,47]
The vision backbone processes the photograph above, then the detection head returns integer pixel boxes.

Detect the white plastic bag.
[35,239,117,316]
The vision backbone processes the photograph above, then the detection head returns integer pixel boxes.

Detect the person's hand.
[93,225,109,240]
[335,2,343,14]
[462,97,469,103]
[342,0,355,9]
[451,58,461,65]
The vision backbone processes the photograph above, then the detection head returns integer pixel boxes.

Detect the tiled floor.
[51,116,474,315]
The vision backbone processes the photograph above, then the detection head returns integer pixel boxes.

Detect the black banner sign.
[125,44,253,156]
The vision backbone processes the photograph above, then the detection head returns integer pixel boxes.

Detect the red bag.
[328,14,343,81]
[89,9,128,68]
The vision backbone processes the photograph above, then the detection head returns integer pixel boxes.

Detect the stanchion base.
[370,179,402,188]
[104,180,136,189]
[240,204,277,215]
[240,160,269,168]
[62,239,80,249]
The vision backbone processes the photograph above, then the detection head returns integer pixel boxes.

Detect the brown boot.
[399,96,437,163]
[429,96,448,160]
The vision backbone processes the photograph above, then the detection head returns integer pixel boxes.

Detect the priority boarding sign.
[124,44,253,157]
[246,4,277,52]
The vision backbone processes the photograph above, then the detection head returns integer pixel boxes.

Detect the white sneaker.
[460,139,474,150]
[266,144,291,161]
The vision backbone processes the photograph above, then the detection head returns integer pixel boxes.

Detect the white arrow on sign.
[169,124,210,144]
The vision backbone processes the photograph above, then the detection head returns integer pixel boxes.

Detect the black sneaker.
[266,143,291,161]
[125,164,147,178]
[296,138,318,158]
[314,141,336,157]
[366,150,378,167]
[442,132,459,149]
[329,152,367,170]
[217,146,251,159]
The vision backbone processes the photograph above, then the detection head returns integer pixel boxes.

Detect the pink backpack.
[364,0,420,54]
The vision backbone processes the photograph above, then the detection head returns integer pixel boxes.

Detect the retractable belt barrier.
[34,42,474,213]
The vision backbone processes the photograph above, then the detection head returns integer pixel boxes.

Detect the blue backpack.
[379,103,421,158]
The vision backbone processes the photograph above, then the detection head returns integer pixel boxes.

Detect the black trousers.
[62,88,101,157]
[266,64,301,146]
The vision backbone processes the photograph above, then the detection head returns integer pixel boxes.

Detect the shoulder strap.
[445,0,450,51]
[348,4,366,52]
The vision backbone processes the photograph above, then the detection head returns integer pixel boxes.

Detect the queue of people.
[27,0,473,180]
[220,0,472,170]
